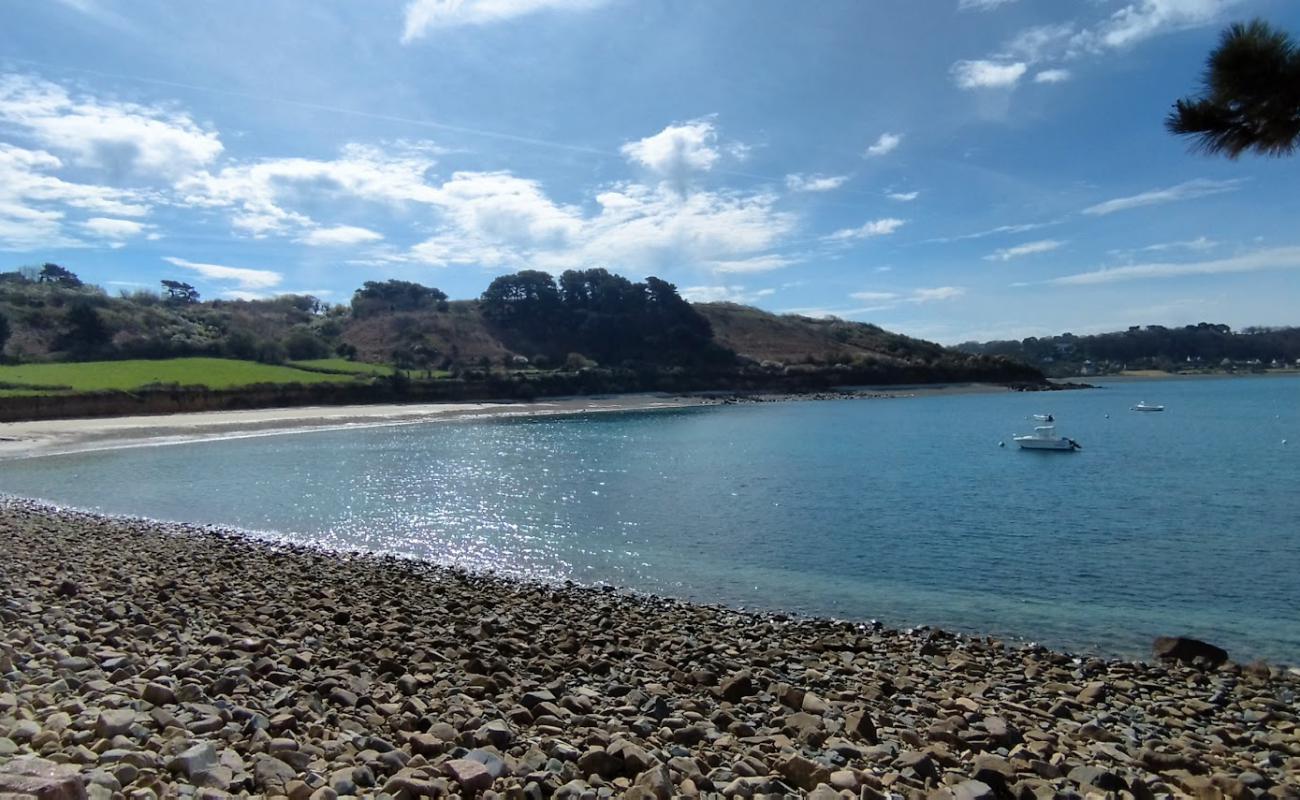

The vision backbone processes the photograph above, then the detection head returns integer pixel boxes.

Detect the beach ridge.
[1,499,1297,798]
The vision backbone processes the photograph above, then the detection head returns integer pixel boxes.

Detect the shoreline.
[1080,371,1300,382]
[0,393,714,461]
[0,383,1025,461]
[1,499,1296,798]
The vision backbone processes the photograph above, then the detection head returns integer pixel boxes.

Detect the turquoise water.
[3,375,1298,662]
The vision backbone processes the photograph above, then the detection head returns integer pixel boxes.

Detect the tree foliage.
[58,303,110,357]
[351,280,448,317]
[161,280,200,304]
[1167,19,1300,158]
[481,268,719,365]
[38,263,82,287]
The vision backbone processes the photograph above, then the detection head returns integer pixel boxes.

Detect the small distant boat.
[1132,401,1165,412]
[1013,423,1081,451]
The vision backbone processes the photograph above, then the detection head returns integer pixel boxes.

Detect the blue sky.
[2,0,1299,343]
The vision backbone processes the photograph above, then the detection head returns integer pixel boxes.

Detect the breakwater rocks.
[1,500,1297,799]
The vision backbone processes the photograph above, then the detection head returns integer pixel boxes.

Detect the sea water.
[3,375,1298,662]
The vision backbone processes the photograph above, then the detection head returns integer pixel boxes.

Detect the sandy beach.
[0,394,718,461]
[0,383,1032,461]
[1,499,1297,798]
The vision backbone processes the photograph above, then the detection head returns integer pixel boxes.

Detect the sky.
[2,0,1299,344]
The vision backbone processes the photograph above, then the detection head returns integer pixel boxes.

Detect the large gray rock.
[778,753,831,792]
[952,779,996,800]
[719,671,755,702]
[95,709,135,738]
[253,753,296,790]
[476,719,513,749]
[1068,765,1128,792]
[576,748,622,780]
[845,709,878,743]
[1153,636,1228,668]
[141,682,176,706]
[0,756,87,800]
[632,764,673,800]
[169,741,218,780]
[444,758,493,792]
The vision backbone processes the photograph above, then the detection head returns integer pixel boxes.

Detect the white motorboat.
[1013,423,1080,451]
[1131,401,1165,412]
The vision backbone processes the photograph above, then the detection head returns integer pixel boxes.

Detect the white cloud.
[1109,236,1218,260]
[887,191,919,202]
[951,60,1027,89]
[402,0,607,41]
[708,255,795,274]
[78,217,149,248]
[958,0,1019,10]
[52,0,137,31]
[0,142,155,249]
[1081,178,1243,216]
[435,170,582,250]
[985,239,1064,261]
[928,219,1062,243]
[865,132,902,158]
[79,217,145,237]
[785,173,848,192]
[1034,69,1071,84]
[182,127,795,274]
[298,225,385,246]
[953,2,1239,100]
[0,202,79,251]
[726,142,753,162]
[786,285,966,319]
[1002,24,1078,62]
[163,256,282,290]
[177,142,444,237]
[1140,236,1217,253]
[828,217,906,241]
[0,144,150,217]
[1044,246,1300,286]
[1076,0,1243,52]
[381,178,794,274]
[0,73,222,179]
[621,119,721,180]
[911,286,965,302]
[570,184,794,271]
[680,285,768,303]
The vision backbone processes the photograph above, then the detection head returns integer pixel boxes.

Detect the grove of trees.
[480,268,721,366]
[958,322,1300,376]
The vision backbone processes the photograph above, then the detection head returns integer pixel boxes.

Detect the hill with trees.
[957,323,1300,378]
[0,262,1042,418]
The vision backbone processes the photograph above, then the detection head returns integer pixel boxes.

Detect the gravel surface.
[1,498,1297,799]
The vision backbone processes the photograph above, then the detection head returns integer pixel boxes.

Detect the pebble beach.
[1,498,1298,799]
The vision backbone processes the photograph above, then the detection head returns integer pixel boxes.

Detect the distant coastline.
[1091,369,1300,381]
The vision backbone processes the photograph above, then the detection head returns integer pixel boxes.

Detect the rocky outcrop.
[1154,635,1230,668]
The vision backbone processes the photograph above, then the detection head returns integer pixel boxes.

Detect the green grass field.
[0,358,358,394]
[290,359,452,379]
[288,358,399,376]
